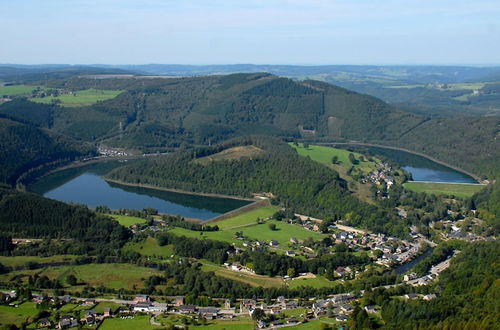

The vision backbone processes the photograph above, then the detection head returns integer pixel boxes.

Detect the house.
[286,250,296,257]
[340,304,353,313]
[224,299,231,309]
[285,301,299,310]
[218,308,236,319]
[134,294,151,303]
[59,316,78,329]
[258,320,267,329]
[84,299,95,306]
[85,316,96,325]
[198,307,219,319]
[39,318,51,328]
[61,295,72,304]
[364,305,377,313]
[269,240,279,247]
[84,310,97,317]
[423,294,437,301]
[404,293,419,300]
[336,315,348,322]
[175,296,185,306]
[150,304,169,313]
[403,273,417,282]
[133,302,152,312]
[240,299,257,314]
[290,237,299,244]
[103,307,112,317]
[179,304,196,314]
[32,293,48,304]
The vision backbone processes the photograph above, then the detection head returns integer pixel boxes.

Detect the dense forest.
[0,117,95,186]
[0,187,130,254]
[108,136,408,237]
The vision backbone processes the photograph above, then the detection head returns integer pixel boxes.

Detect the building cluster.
[97,146,132,157]
[311,293,357,322]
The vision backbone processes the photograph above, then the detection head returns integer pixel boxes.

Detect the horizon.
[1,1,499,65]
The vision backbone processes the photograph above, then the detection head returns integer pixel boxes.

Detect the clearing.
[0,302,38,327]
[31,88,122,107]
[122,237,174,257]
[0,255,77,268]
[201,261,285,288]
[404,181,485,198]
[213,205,280,229]
[194,145,265,165]
[0,85,38,96]
[288,275,338,289]
[107,214,147,227]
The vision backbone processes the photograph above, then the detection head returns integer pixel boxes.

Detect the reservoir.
[343,145,477,183]
[29,161,251,221]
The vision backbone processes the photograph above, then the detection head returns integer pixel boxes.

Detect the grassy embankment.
[290,143,383,203]
[31,88,122,107]
[0,264,162,291]
[404,182,485,198]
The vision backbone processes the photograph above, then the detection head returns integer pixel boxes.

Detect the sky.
[1,0,499,65]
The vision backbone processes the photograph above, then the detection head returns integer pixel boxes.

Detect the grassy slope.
[290,143,379,203]
[201,261,285,288]
[213,205,279,229]
[0,85,38,96]
[0,302,38,327]
[194,145,265,165]
[122,237,174,257]
[404,182,486,198]
[0,255,77,268]
[100,315,157,330]
[31,89,122,107]
[107,214,147,227]
[0,264,161,290]
[288,275,338,289]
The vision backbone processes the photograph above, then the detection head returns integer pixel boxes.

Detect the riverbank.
[104,178,257,202]
[316,142,482,183]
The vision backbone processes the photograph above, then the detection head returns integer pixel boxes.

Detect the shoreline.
[104,177,257,202]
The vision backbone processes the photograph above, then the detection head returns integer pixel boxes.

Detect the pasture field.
[288,318,339,329]
[281,308,308,318]
[107,214,147,227]
[192,318,254,329]
[170,219,326,249]
[122,237,174,257]
[58,303,78,312]
[194,145,265,165]
[201,261,285,288]
[100,315,157,330]
[0,85,38,96]
[31,88,122,107]
[0,264,161,290]
[0,255,77,268]
[212,205,279,229]
[287,275,338,289]
[94,301,123,313]
[404,181,485,198]
[0,302,38,327]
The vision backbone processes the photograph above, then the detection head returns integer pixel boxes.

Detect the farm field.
[94,301,123,313]
[0,255,77,268]
[107,214,147,227]
[0,264,162,290]
[192,318,254,329]
[287,275,338,289]
[0,85,38,96]
[31,88,122,107]
[122,237,174,257]
[201,261,285,288]
[194,145,265,165]
[100,315,158,330]
[170,219,326,249]
[0,302,38,327]
[212,205,279,230]
[404,181,485,198]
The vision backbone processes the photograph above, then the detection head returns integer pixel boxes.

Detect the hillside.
[2,73,498,178]
[0,118,96,186]
[107,136,408,237]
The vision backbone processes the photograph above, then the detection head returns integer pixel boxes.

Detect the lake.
[29,161,251,221]
[344,145,477,183]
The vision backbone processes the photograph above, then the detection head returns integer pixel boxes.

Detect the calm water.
[29,161,250,220]
[395,248,433,275]
[346,146,477,183]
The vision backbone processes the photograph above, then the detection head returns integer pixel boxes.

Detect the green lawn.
[290,143,378,172]
[122,237,174,257]
[288,275,338,289]
[58,303,78,312]
[0,302,38,327]
[404,181,485,198]
[107,214,147,227]
[100,315,158,330]
[0,263,161,290]
[289,318,339,329]
[0,255,77,268]
[192,318,254,329]
[201,261,285,288]
[0,85,38,96]
[31,89,122,107]
[214,205,280,229]
[93,301,123,313]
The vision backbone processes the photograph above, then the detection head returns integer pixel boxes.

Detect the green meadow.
[287,275,338,289]
[404,181,485,198]
[107,214,147,227]
[0,85,38,96]
[100,315,158,330]
[212,205,280,229]
[201,261,285,288]
[0,255,77,268]
[122,237,174,257]
[31,88,122,107]
[0,302,38,327]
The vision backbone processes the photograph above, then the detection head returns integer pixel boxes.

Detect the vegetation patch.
[0,85,38,97]
[404,181,485,198]
[122,237,174,257]
[201,261,285,288]
[0,302,38,327]
[213,205,280,229]
[107,214,147,227]
[31,88,122,107]
[100,314,158,330]
[0,255,77,268]
[194,145,265,165]
[288,275,338,289]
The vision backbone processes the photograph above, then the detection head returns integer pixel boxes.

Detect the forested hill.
[2,73,498,178]
[0,118,96,186]
[107,136,408,237]
[0,187,131,254]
